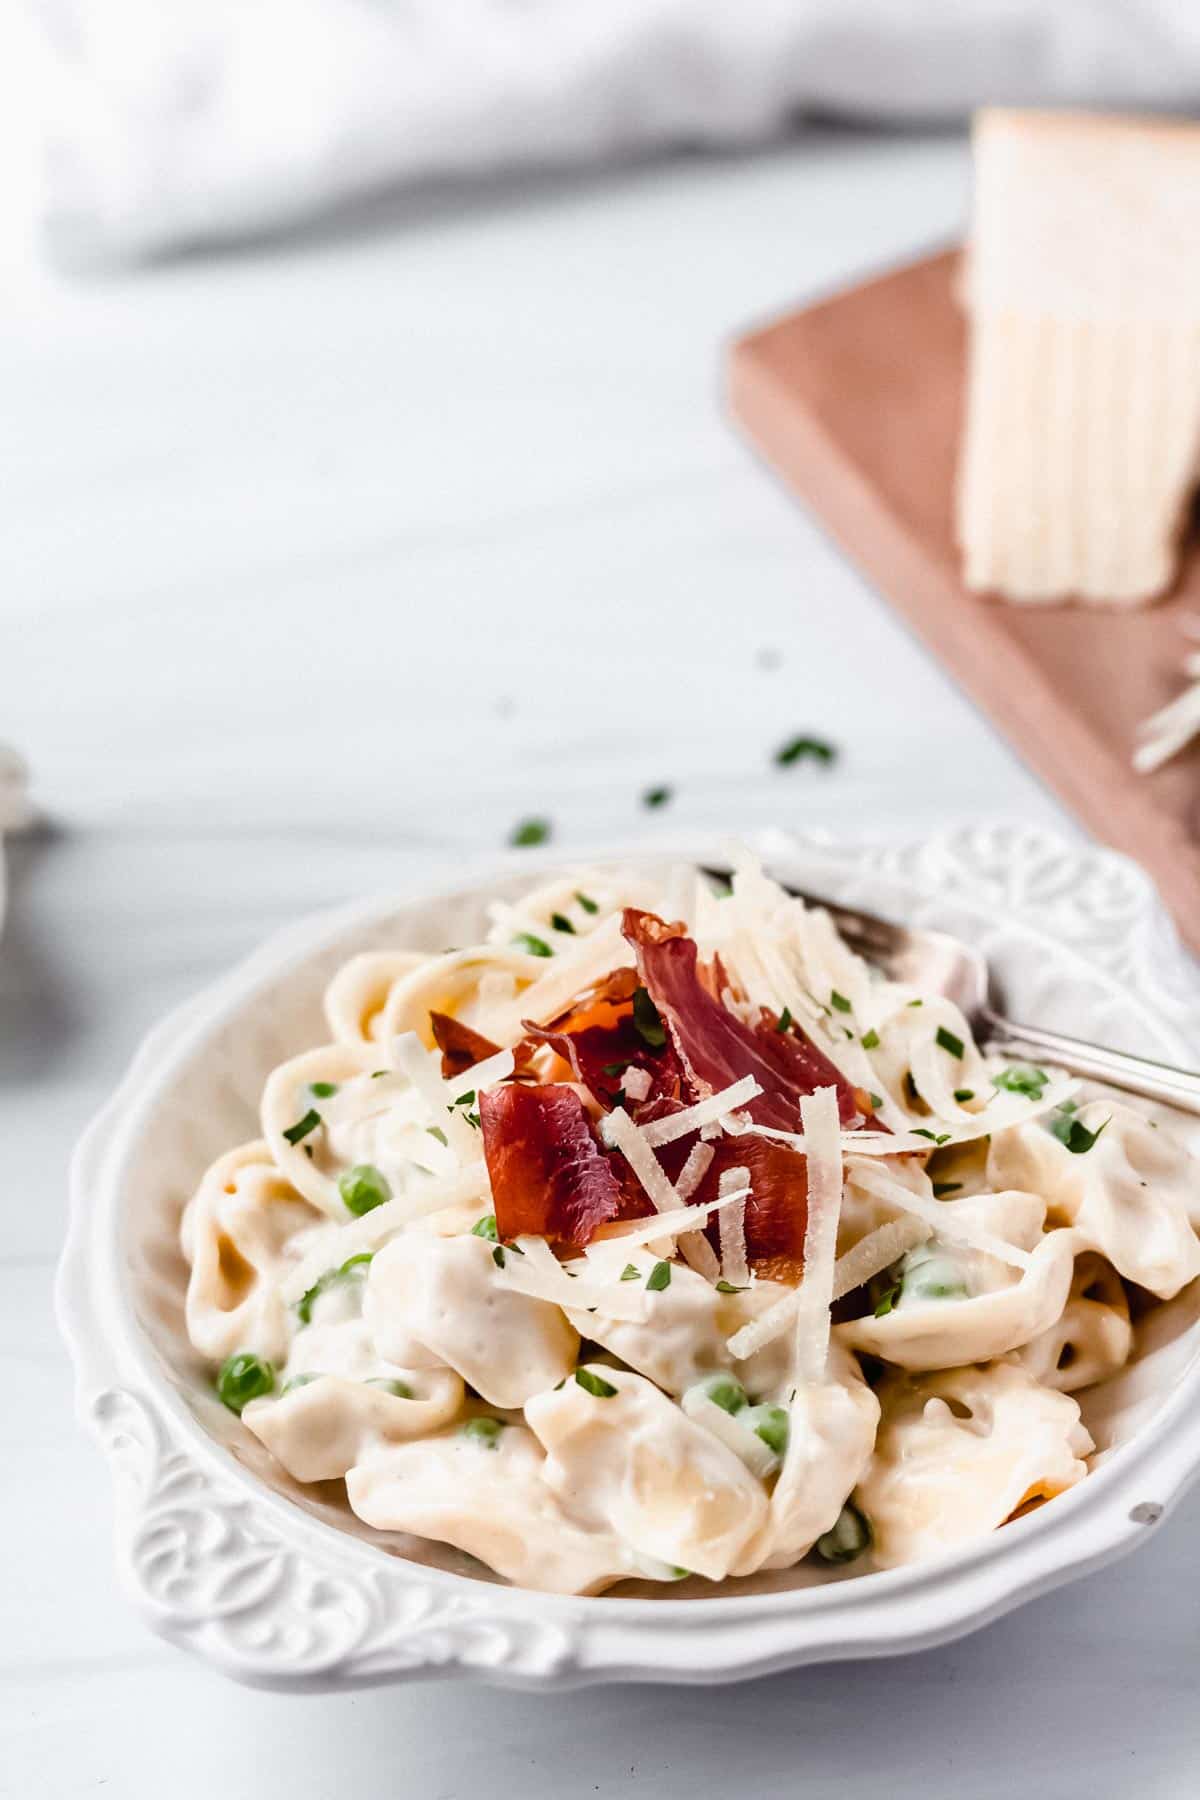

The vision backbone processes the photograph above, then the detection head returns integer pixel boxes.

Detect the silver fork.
[704,869,1200,1115]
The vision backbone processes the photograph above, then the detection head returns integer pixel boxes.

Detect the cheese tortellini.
[179,859,1200,1594]
[858,1363,1094,1569]
[987,1101,1200,1299]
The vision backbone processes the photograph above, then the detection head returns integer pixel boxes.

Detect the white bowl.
[57,825,1200,1691]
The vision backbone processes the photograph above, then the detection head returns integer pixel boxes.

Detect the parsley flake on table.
[509,817,551,848]
[774,735,837,768]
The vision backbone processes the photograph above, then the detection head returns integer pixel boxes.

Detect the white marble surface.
[3,131,1198,1797]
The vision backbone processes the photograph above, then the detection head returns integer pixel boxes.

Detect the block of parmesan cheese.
[958,109,1200,606]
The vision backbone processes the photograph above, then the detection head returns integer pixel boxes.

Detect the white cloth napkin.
[30,0,1200,262]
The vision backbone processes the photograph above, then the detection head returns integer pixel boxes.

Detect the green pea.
[899,1243,968,1305]
[338,1163,392,1217]
[698,1374,747,1416]
[295,1251,373,1325]
[460,1416,505,1448]
[745,1402,789,1458]
[366,1377,414,1399]
[814,1502,872,1565]
[216,1352,275,1414]
[281,1371,322,1395]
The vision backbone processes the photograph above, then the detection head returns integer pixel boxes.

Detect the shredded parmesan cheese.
[727,1288,798,1362]
[588,1183,750,1251]
[846,1157,1032,1270]
[791,1087,844,1384]
[601,1107,722,1278]
[621,1065,652,1103]
[499,1234,650,1322]
[718,1167,749,1289]
[680,1387,778,1480]
[673,1140,714,1204]
[280,1164,490,1303]
[727,1073,1078,1158]
[391,1032,475,1158]
[601,1106,683,1213]
[1133,651,1200,773]
[448,1048,513,1097]
[830,1216,931,1302]
[638,1076,762,1148]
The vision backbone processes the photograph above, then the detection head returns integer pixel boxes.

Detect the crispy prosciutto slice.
[429,1011,535,1083]
[692,1134,809,1277]
[622,908,863,1129]
[479,1082,650,1248]
[521,965,687,1116]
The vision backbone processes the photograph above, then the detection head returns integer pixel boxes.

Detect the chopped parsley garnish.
[427,1125,448,1145]
[932,1182,962,1198]
[774,734,837,768]
[575,891,599,914]
[715,1279,748,1294]
[283,1107,322,1146]
[452,1090,476,1109]
[296,1252,373,1326]
[492,1245,507,1268]
[338,1164,391,1216]
[867,1092,884,1110]
[935,1027,965,1059]
[992,1064,1050,1100]
[620,1264,641,1282]
[309,1081,339,1099]
[776,1006,793,1034]
[371,1069,389,1079]
[907,999,923,1008]
[601,1060,628,1078]
[1048,1102,1110,1155]
[550,912,576,934]
[911,1128,951,1145]
[509,817,551,848]
[646,1260,672,1292]
[642,785,673,809]
[953,1089,975,1103]
[830,990,852,1014]
[512,931,553,958]
[860,1028,880,1051]
[632,986,667,1051]
[575,1367,618,1398]
[471,1214,499,1240]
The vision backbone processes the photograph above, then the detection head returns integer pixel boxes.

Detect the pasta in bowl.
[58,829,1200,1686]
[179,855,1200,1593]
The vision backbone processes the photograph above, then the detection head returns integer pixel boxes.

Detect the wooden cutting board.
[727,248,1200,956]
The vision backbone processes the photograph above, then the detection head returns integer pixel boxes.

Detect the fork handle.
[982,1008,1200,1116]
